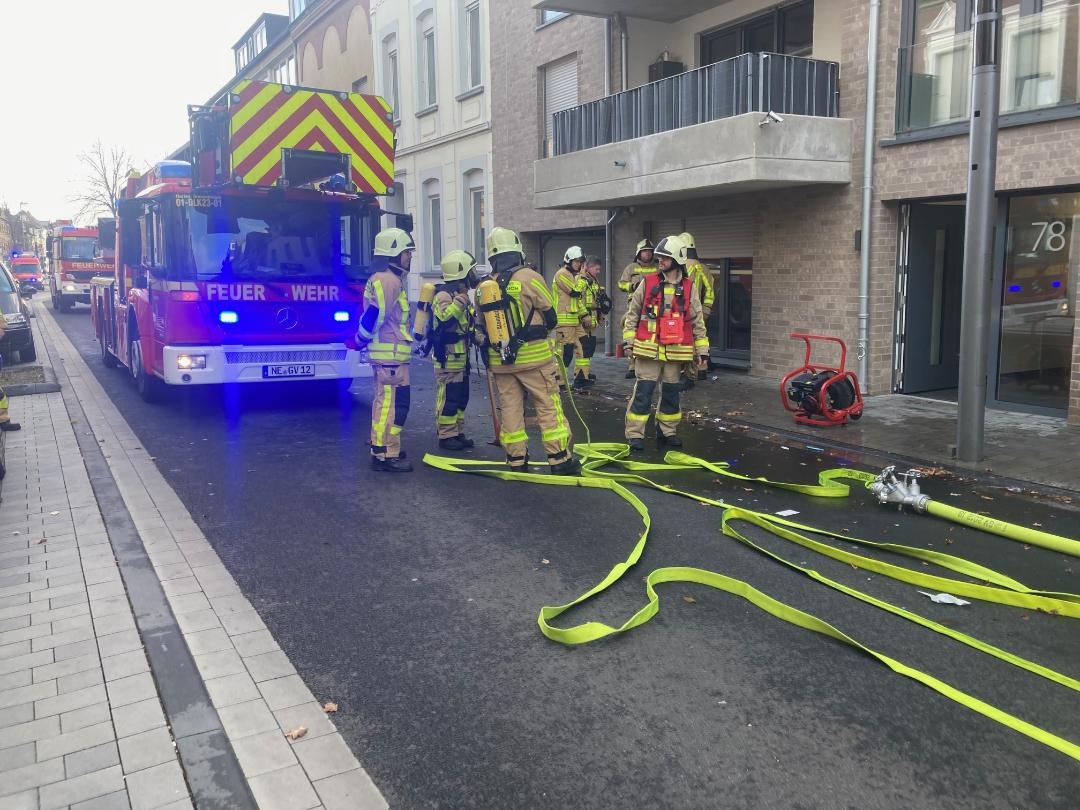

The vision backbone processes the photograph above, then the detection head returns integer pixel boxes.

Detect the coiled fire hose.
[425,358,1080,760]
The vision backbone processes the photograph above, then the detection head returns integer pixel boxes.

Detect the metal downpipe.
[605,209,618,353]
[857,0,882,391]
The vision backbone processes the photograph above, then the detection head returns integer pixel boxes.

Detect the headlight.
[3,313,27,325]
[64,284,77,292]
[176,354,207,370]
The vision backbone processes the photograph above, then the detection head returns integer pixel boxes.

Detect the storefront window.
[997,191,1079,410]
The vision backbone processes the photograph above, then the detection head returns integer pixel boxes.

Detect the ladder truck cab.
[91,80,404,401]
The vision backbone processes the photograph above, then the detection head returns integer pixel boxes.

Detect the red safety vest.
[633,273,695,361]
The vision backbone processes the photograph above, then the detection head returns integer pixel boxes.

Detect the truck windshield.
[61,237,98,260]
[178,197,371,281]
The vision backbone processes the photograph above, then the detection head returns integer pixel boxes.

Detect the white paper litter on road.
[775,509,800,517]
[918,591,971,606]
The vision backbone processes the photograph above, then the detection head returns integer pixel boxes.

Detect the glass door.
[995,191,1079,411]
[705,258,752,364]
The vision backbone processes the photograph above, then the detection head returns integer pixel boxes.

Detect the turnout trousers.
[435,367,469,439]
[370,363,410,460]
[625,357,682,439]
[555,325,587,381]
[493,360,572,468]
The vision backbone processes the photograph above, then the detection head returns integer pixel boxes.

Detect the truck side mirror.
[119,219,141,268]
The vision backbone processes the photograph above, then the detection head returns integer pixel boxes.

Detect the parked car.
[0,261,36,364]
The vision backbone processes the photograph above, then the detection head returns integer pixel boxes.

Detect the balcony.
[532,0,718,23]
[896,0,1080,134]
[534,53,852,211]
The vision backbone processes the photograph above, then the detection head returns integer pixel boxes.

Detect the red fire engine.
[91,80,402,401]
[47,224,113,311]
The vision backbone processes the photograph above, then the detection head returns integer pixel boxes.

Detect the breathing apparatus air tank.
[477,278,513,348]
[412,282,436,341]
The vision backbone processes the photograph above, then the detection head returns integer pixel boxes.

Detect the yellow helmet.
[374,227,416,258]
[486,226,524,261]
[634,238,654,259]
[654,235,688,267]
[440,249,476,282]
[563,245,584,264]
[677,232,696,251]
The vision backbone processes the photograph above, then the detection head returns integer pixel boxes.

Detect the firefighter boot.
[371,456,414,473]
[656,433,683,449]
[573,372,593,390]
[628,438,646,454]
[549,457,582,476]
[438,436,468,452]
[457,435,475,448]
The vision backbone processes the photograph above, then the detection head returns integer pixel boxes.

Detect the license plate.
[262,364,316,379]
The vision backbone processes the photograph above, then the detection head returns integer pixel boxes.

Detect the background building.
[522,0,1080,424]
[369,0,493,297]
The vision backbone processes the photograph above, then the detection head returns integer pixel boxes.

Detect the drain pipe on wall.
[619,14,629,91]
[857,0,881,392]
[605,208,618,353]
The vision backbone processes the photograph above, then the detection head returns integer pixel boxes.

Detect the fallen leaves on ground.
[284,726,307,740]
[682,596,697,604]
[34,538,46,545]
[913,466,950,478]
[323,702,339,713]
[540,559,550,565]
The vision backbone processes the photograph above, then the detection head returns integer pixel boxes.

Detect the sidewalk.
[587,355,1080,492]
[1,304,386,810]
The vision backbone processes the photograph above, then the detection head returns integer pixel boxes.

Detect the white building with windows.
[370,0,493,297]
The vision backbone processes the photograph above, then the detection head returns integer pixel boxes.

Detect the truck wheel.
[58,295,72,313]
[19,340,37,364]
[129,337,161,403]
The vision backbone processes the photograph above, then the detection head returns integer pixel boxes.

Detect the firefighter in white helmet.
[618,238,657,378]
[357,227,415,472]
[622,235,709,453]
[552,245,590,389]
[431,249,480,451]
[679,231,715,387]
[476,227,580,475]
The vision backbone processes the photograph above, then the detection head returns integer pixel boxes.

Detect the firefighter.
[617,238,657,378]
[477,227,580,475]
[552,246,589,388]
[623,235,709,453]
[579,255,609,384]
[679,231,715,386]
[356,227,414,472]
[431,249,479,451]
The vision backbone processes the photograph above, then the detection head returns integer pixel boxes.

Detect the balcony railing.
[551,53,840,157]
[896,0,1080,133]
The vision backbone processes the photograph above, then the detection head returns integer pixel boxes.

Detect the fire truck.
[91,80,401,401]
[47,223,114,311]
[10,255,44,296]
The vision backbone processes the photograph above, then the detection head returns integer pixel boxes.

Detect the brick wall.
[490,9,607,239]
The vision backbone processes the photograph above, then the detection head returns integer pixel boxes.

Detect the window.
[464,2,483,90]
[541,10,568,25]
[271,55,296,86]
[427,192,443,269]
[253,23,266,56]
[418,12,437,109]
[700,1,814,65]
[464,171,486,263]
[290,0,309,19]
[383,34,400,119]
[352,76,369,94]
[542,55,578,158]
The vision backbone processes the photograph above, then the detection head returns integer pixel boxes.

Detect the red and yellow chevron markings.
[228,80,396,194]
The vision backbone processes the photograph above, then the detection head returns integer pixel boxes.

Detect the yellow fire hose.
[424,356,1080,760]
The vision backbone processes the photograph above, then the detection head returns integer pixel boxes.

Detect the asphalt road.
[53,306,1080,809]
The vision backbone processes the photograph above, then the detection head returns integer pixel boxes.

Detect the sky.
[1,0,285,222]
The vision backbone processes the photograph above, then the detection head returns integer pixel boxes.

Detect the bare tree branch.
[70,141,135,223]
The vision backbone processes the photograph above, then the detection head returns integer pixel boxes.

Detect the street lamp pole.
[956,0,1002,463]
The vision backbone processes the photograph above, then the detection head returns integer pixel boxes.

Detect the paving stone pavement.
[0,305,387,810]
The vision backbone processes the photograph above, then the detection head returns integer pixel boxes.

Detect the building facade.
[369,0,493,297]
[523,0,1080,424]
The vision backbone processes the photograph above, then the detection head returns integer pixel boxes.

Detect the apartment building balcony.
[896,0,1080,135]
[532,0,715,23]
[534,53,851,210]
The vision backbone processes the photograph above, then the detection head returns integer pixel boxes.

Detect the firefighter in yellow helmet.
[679,231,715,385]
[579,255,610,385]
[552,245,590,389]
[618,238,657,378]
[357,227,415,472]
[476,227,580,475]
[431,249,480,451]
[623,235,709,453]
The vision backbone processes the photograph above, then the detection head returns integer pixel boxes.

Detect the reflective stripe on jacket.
[359,268,412,363]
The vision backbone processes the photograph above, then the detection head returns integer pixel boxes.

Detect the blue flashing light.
[1008,284,1023,293]
[333,310,350,322]
[1052,280,1062,288]
[219,310,239,324]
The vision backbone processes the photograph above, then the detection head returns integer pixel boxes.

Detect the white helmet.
[563,246,584,264]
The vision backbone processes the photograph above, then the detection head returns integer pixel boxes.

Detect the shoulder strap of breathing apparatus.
[645,272,689,316]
